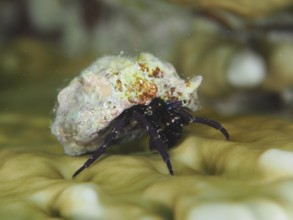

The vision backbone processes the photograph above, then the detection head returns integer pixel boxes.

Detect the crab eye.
[182,100,187,105]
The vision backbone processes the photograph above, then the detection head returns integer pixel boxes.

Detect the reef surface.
[1,113,293,220]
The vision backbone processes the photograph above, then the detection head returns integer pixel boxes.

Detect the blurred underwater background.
[0,0,293,219]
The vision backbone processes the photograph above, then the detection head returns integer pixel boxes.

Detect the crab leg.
[191,116,230,140]
[177,108,229,140]
[72,110,131,178]
[133,110,174,175]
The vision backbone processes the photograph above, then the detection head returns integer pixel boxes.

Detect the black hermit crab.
[51,53,229,177]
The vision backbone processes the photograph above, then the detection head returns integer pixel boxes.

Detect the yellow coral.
[1,113,293,219]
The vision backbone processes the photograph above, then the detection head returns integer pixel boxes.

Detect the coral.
[1,114,293,219]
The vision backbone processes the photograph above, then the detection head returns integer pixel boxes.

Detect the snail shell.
[51,53,202,155]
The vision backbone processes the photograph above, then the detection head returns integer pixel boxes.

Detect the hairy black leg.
[177,108,229,140]
[192,116,230,140]
[133,110,174,175]
[72,110,132,178]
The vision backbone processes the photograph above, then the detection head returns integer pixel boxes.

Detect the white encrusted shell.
[51,53,202,156]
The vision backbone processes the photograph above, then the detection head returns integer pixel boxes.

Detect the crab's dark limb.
[155,143,174,175]
[192,116,230,140]
[177,108,229,140]
[133,111,174,175]
[72,145,107,178]
[72,110,131,178]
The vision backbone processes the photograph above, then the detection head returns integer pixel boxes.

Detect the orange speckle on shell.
[138,63,149,72]
[151,67,162,78]
[164,88,179,102]
[127,77,158,104]
[116,79,123,92]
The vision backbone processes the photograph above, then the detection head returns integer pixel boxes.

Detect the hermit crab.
[51,53,229,177]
